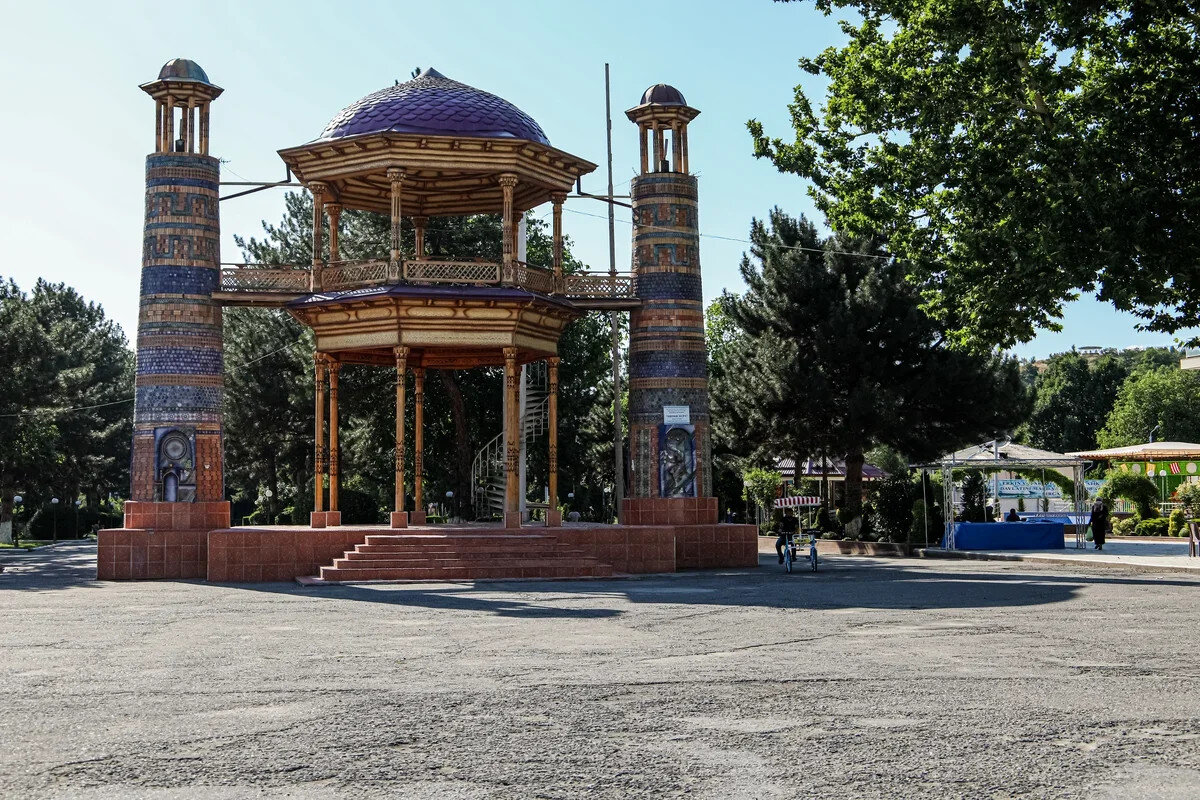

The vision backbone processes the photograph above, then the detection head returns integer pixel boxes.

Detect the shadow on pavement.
[6,544,1198,622]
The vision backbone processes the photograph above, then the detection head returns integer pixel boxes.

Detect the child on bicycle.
[776,509,799,564]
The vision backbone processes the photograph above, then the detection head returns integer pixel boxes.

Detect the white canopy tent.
[913,441,1088,550]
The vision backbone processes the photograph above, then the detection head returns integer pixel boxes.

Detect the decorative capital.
[387,167,407,184]
[497,173,519,189]
[325,202,343,218]
[393,345,410,369]
[412,216,428,228]
[502,346,518,367]
[309,181,329,202]
[550,191,568,206]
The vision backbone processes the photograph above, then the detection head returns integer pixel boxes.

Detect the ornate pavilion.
[100,60,758,583]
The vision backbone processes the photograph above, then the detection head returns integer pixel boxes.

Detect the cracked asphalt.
[1,541,1198,799]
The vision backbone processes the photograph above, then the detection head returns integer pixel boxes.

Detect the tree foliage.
[752,1,1200,348]
[742,467,782,518]
[0,278,132,538]
[713,208,1030,515]
[1021,352,1128,453]
[1097,366,1200,447]
[1098,470,1158,518]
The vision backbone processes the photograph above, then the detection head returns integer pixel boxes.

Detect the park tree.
[0,278,132,541]
[714,208,1029,516]
[1021,352,1129,453]
[751,1,1200,349]
[1097,366,1200,448]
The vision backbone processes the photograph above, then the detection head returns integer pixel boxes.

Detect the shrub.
[1134,517,1169,537]
[1176,482,1200,519]
[1098,471,1159,518]
[872,476,914,542]
[959,472,987,522]
[1169,508,1187,537]
[1112,516,1138,537]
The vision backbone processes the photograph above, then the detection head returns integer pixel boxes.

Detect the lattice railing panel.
[404,260,501,285]
[562,271,636,298]
[323,260,389,290]
[514,261,557,295]
[219,266,311,293]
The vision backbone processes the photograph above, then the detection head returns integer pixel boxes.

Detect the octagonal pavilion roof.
[317,67,550,146]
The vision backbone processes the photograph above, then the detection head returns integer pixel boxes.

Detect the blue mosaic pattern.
[139,265,219,296]
[136,347,223,375]
[135,385,222,420]
[318,67,550,145]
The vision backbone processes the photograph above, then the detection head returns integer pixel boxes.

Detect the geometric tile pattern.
[131,153,224,501]
[628,172,711,498]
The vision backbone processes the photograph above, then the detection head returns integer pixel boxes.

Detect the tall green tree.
[715,208,1029,515]
[1021,351,1128,453]
[751,1,1200,348]
[0,279,132,540]
[1097,366,1200,447]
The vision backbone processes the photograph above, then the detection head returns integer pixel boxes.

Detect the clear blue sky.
[1,0,1187,359]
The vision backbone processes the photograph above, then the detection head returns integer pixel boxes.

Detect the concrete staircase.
[312,533,614,582]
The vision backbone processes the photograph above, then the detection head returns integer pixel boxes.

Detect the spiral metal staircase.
[471,362,548,519]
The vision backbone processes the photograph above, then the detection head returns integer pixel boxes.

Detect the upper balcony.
[214,258,639,310]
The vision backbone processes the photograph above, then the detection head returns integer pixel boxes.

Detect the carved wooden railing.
[219,265,311,293]
[513,261,557,295]
[562,271,636,298]
[321,259,389,291]
[217,261,637,301]
[404,259,502,285]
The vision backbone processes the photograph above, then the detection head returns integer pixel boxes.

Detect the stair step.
[331,556,601,570]
[318,563,613,582]
[343,546,585,561]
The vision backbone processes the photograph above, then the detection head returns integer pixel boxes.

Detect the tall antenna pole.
[606,62,625,522]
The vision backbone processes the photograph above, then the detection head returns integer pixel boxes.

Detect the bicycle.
[783,530,818,573]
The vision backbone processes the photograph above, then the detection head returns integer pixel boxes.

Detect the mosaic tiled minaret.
[623,85,717,524]
[130,60,225,504]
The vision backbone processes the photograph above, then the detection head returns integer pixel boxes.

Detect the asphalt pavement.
[1,541,1198,799]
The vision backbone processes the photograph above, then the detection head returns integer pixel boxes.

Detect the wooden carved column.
[164,96,175,151]
[199,102,210,156]
[391,345,409,528]
[312,353,327,526]
[388,168,405,282]
[326,203,342,265]
[547,356,561,527]
[551,193,565,291]
[671,122,682,172]
[639,125,649,174]
[503,346,520,527]
[155,100,164,151]
[310,182,328,292]
[413,216,427,261]
[652,122,662,171]
[412,367,426,524]
[680,124,689,174]
[328,358,341,522]
[499,174,518,285]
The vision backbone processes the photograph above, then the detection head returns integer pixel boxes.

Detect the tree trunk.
[844,450,865,517]
[438,369,473,517]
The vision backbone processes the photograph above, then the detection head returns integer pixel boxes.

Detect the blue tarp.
[945,521,1066,550]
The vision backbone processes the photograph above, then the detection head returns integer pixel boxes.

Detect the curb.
[913,547,1200,576]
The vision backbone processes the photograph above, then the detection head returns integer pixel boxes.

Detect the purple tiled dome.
[318,67,550,145]
[158,58,212,85]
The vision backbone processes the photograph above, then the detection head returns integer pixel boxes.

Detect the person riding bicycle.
[776,509,799,564]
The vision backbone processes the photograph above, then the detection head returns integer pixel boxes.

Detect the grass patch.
[0,540,55,550]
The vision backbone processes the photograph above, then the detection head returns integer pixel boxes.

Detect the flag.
[1170,462,1181,474]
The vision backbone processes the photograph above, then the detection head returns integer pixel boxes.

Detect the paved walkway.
[919,537,1200,574]
[2,542,1199,798]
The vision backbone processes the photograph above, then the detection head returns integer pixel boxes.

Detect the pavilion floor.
[97,521,758,583]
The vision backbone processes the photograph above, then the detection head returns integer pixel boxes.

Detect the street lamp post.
[50,497,60,542]
[445,490,454,522]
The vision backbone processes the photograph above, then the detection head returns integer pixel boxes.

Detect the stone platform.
[97,516,758,582]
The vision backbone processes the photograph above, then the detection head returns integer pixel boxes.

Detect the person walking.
[776,509,799,564]
[1088,497,1110,551]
